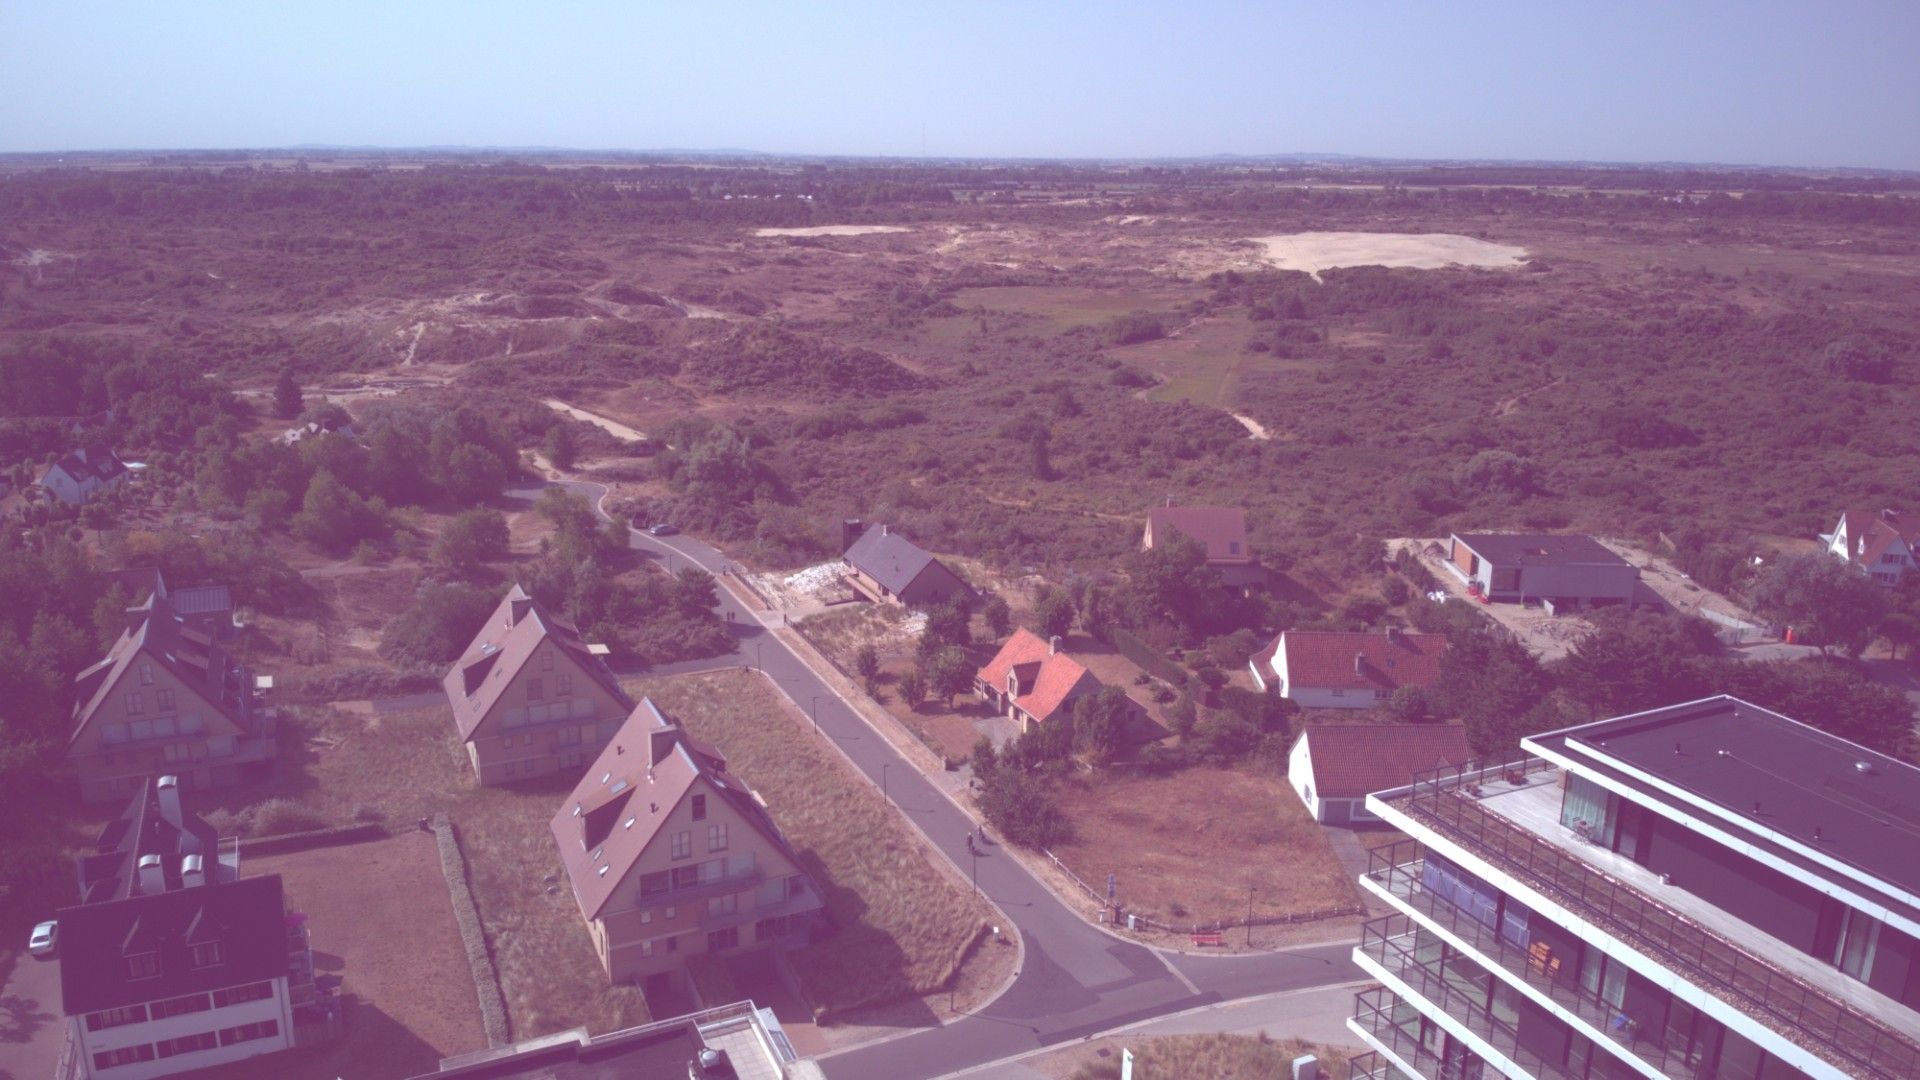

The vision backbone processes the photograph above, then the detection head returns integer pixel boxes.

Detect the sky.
[3,1,1918,170]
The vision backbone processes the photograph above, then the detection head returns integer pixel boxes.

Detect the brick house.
[443,585,635,786]
[1286,723,1471,824]
[841,521,974,608]
[68,596,274,804]
[1444,532,1639,611]
[57,776,321,1079]
[1823,508,1918,586]
[551,699,822,997]
[1251,628,1448,710]
[975,628,1103,733]
[40,445,129,504]
[1142,503,1267,589]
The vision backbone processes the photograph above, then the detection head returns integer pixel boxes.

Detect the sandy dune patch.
[544,399,646,442]
[1247,232,1528,279]
[754,225,910,237]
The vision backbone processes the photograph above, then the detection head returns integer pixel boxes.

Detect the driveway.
[0,948,65,1080]
[523,481,1364,1079]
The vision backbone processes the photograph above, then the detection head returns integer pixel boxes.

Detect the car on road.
[648,523,678,536]
[28,920,57,957]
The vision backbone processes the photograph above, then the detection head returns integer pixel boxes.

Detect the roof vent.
[1813,826,1824,842]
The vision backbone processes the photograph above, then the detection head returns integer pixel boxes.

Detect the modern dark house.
[840,522,973,608]
[1445,533,1639,612]
[1349,695,1920,1080]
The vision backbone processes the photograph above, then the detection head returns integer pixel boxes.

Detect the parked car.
[28,920,57,957]
[648,523,678,536]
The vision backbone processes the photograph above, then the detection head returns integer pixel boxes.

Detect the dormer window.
[692,794,707,821]
[126,951,160,979]
[190,941,222,969]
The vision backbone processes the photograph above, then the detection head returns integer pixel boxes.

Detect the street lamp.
[881,761,890,800]
[1246,881,1256,947]
[971,846,979,895]
[754,641,764,671]
[809,695,821,733]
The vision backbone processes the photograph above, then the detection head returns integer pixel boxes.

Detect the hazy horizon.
[4,1,1919,171]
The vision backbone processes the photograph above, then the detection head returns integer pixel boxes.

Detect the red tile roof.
[442,585,633,741]
[1146,506,1251,565]
[1839,509,1919,566]
[1271,630,1447,693]
[976,628,1099,724]
[1297,723,1472,798]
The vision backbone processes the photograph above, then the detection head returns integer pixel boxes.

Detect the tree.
[854,644,881,681]
[292,470,389,556]
[1070,687,1131,766]
[670,568,719,617]
[1435,625,1551,760]
[432,508,509,575]
[922,600,971,649]
[543,423,578,471]
[273,370,303,419]
[982,595,1013,639]
[898,666,927,708]
[379,583,497,666]
[1822,339,1897,384]
[1555,610,1716,718]
[1035,589,1076,639]
[977,767,1070,848]
[1118,534,1235,639]
[927,645,974,705]
[1385,685,1432,724]
[1455,450,1536,496]
[1748,553,1888,656]
[443,443,507,506]
[366,423,432,506]
[969,736,999,777]
[1879,612,1920,662]
[1705,658,1914,758]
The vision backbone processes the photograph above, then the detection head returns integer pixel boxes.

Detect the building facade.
[974,628,1102,734]
[1823,508,1917,587]
[1445,534,1639,612]
[1347,696,1920,1080]
[841,522,973,608]
[41,445,128,504]
[443,585,635,786]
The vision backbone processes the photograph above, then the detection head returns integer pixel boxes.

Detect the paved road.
[520,483,1364,1079]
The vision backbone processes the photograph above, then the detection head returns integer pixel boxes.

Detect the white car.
[28,920,57,957]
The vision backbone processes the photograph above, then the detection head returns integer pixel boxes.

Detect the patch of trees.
[1102,312,1168,347]
[685,325,931,398]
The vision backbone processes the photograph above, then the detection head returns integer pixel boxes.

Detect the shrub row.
[433,814,511,1046]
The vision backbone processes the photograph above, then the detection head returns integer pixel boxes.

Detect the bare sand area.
[544,399,646,442]
[1247,231,1528,278]
[754,224,910,237]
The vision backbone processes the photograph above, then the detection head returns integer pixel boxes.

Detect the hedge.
[237,822,387,856]
[1105,626,1189,688]
[433,814,511,1046]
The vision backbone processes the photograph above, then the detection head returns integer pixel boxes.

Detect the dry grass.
[1047,766,1357,926]
[635,670,1006,1019]
[798,603,993,764]
[1064,1034,1352,1080]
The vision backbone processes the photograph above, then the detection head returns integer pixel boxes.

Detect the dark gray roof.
[78,778,222,904]
[843,524,938,595]
[69,594,258,749]
[58,874,290,1016]
[1530,695,1920,912]
[1453,533,1630,568]
[169,584,233,617]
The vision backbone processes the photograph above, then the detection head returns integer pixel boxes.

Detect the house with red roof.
[1142,503,1267,590]
[551,698,821,995]
[1251,628,1447,710]
[1287,723,1471,824]
[975,629,1103,734]
[442,584,635,786]
[1823,508,1918,586]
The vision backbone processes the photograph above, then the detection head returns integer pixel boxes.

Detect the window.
[155,688,176,711]
[218,1019,279,1046]
[139,662,154,685]
[125,692,145,715]
[103,723,127,744]
[640,870,671,898]
[150,992,211,1020]
[526,678,543,701]
[708,823,728,852]
[556,673,572,697]
[1329,688,1345,698]
[708,894,737,917]
[639,909,652,925]
[154,716,175,737]
[126,951,160,979]
[155,1030,219,1058]
[1229,541,1241,555]
[707,927,740,951]
[92,1045,156,1070]
[756,915,794,941]
[211,981,273,1008]
[86,1004,149,1031]
[181,714,204,734]
[129,719,153,740]
[640,938,655,957]
[541,649,555,671]
[671,830,691,859]
[665,934,678,953]
[664,906,677,919]
[672,865,700,890]
[691,794,706,821]
[1834,908,1882,981]
[191,941,222,969]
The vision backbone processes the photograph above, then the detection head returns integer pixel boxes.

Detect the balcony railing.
[636,865,761,910]
[1350,986,1446,1080]
[1358,914,1575,1080]
[1367,841,1711,1079]
[1397,759,1920,1080]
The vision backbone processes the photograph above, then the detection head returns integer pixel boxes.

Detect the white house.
[1251,628,1448,710]
[1286,724,1470,825]
[1823,507,1918,586]
[40,445,128,505]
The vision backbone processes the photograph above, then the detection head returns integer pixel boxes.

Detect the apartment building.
[67,594,274,803]
[443,584,636,785]
[56,777,320,1079]
[1346,695,1920,1080]
[552,698,823,997]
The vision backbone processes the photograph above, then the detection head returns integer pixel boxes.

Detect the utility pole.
[1246,881,1256,947]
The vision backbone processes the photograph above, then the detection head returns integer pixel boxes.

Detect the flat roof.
[1529,696,1920,907]
[1452,533,1630,568]
[423,1021,709,1079]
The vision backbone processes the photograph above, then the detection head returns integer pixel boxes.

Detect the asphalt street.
[522,482,1365,1079]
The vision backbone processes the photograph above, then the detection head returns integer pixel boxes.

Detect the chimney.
[1048,635,1061,655]
[1165,494,1174,507]
[1883,508,1898,524]
[1354,652,1367,676]
[157,775,183,830]
[509,595,534,626]
[841,518,865,553]
[880,523,890,536]
[650,725,681,768]
[137,853,166,896]
[181,854,205,889]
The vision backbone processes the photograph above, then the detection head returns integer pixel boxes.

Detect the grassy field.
[1047,766,1357,926]
[950,285,1186,333]
[635,670,1010,1019]
[797,603,994,764]
[1061,1034,1354,1080]
[194,832,487,1080]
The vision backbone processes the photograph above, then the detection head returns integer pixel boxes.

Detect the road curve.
[520,482,1364,1079]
